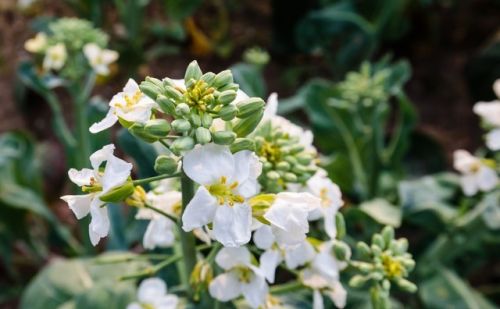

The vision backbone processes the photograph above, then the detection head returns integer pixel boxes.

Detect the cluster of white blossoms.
[454,79,500,196]
[61,63,348,308]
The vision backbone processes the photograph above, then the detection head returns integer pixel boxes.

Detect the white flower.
[209,247,268,308]
[136,191,181,250]
[89,79,157,133]
[263,192,321,247]
[127,278,178,309]
[262,93,315,151]
[181,144,261,247]
[473,79,500,150]
[301,242,347,309]
[306,169,343,238]
[61,144,132,245]
[24,32,47,53]
[43,43,67,71]
[453,150,498,196]
[83,43,119,76]
[253,225,315,283]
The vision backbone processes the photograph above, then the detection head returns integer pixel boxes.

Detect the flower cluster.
[24,18,118,79]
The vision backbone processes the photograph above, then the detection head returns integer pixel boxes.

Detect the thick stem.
[179,170,198,299]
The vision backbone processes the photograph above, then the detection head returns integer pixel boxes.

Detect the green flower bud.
[283,172,297,182]
[233,110,263,137]
[139,82,162,100]
[154,155,179,175]
[266,171,280,180]
[157,95,176,115]
[395,278,417,293]
[356,242,371,258]
[333,241,351,261]
[218,90,237,105]
[128,124,158,143]
[382,226,395,246]
[335,212,346,239]
[202,113,213,128]
[175,103,190,115]
[371,245,382,256]
[276,161,290,171]
[394,238,408,255]
[165,86,183,101]
[296,154,313,165]
[401,258,415,271]
[213,70,233,88]
[144,119,171,137]
[263,162,273,171]
[99,181,135,203]
[349,275,369,288]
[190,113,201,127]
[171,136,195,154]
[372,234,386,250]
[185,60,203,83]
[237,98,265,118]
[382,279,391,291]
[201,72,216,85]
[213,131,236,145]
[195,127,212,145]
[219,105,238,121]
[230,138,255,153]
[288,145,305,155]
[172,119,191,133]
[145,76,164,89]
[219,83,239,92]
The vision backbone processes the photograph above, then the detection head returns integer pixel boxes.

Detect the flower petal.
[477,166,498,192]
[89,108,118,133]
[89,198,109,246]
[137,278,167,303]
[123,78,139,93]
[242,274,268,308]
[284,241,315,269]
[215,247,252,270]
[101,155,133,192]
[181,186,218,231]
[253,225,275,250]
[183,144,235,185]
[313,289,324,309]
[325,281,347,309]
[209,272,242,302]
[154,295,179,309]
[259,249,282,283]
[60,194,93,219]
[486,129,500,151]
[143,218,175,250]
[263,93,278,120]
[89,144,115,171]
[213,203,252,247]
[68,168,95,186]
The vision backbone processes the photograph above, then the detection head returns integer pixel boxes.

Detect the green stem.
[72,74,95,169]
[179,170,198,299]
[269,281,304,294]
[132,173,181,186]
[119,254,182,280]
[44,92,76,149]
[144,204,179,223]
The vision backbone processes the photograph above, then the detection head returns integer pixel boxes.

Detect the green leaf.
[117,129,158,178]
[420,267,497,309]
[231,63,266,98]
[163,0,203,21]
[0,182,54,221]
[20,252,150,309]
[359,198,402,227]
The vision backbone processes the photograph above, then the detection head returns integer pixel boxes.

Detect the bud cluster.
[252,121,318,193]
[349,226,417,294]
[138,61,265,154]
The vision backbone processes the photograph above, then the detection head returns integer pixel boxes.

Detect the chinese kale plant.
[24,60,417,309]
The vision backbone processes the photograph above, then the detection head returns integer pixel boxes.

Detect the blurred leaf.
[163,0,202,20]
[359,198,402,227]
[18,61,64,94]
[231,63,266,98]
[420,267,497,309]
[481,191,500,229]
[117,129,158,178]
[20,252,149,309]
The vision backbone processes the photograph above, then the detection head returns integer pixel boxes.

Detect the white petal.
[101,155,133,192]
[494,79,500,98]
[89,198,109,246]
[461,175,478,196]
[486,129,500,150]
[182,144,235,185]
[89,108,118,133]
[68,168,94,186]
[473,101,500,127]
[181,186,218,231]
[209,272,242,302]
[60,194,93,219]
[323,206,337,239]
[83,43,100,61]
[143,218,175,249]
[242,274,268,308]
[193,227,212,245]
[313,243,340,282]
[236,179,261,199]
[259,249,282,283]
[313,289,324,309]
[154,295,179,309]
[117,104,155,124]
[89,144,115,171]
[215,247,252,270]
[477,167,498,192]
[453,149,477,174]
[263,93,278,120]
[284,241,315,269]
[123,78,140,93]
[231,150,262,184]
[213,203,252,247]
[102,49,119,64]
[126,303,141,309]
[138,278,167,303]
[253,225,275,250]
[325,281,347,309]
[302,268,330,289]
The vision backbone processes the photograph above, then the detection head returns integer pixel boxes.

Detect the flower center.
[469,162,481,174]
[258,140,282,164]
[81,176,102,193]
[381,253,404,278]
[234,266,253,283]
[115,90,143,112]
[319,187,331,207]
[207,176,244,206]
[182,80,215,112]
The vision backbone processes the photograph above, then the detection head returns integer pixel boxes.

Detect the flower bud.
[145,77,164,89]
[195,127,212,145]
[201,113,213,128]
[175,103,190,115]
[230,138,255,153]
[382,226,395,246]
[171,136,195,154]
[237,98,265,118]
[218,90,237,105]
[333,241,351,261]
[139,82,162,100]
[99,181,135,203]
[157,95,176,115]
[382,279,391,291]
[124,186,147,208]
[233,110,263,137]
[190,113,201,127]
[335,213,346,239]
[165,86,183,101]
[219,105,238,121]
[349,275,369,288]
[396,278,417,293]
[128,124,158,143]
[185,60,203,83]
[219,82,239,92]
[171,119,191,133]
[201,72,216,85]
[372,234,386,250]
[154,155,179,175]
[213,70,233,88]
[276,161,290,171]
[394,238,408,255]
[266,171,280,180]
[283,172,297,182]
[144,119,170,137]
[213,131,236,145]
[356,241,371,258]
[296,154,313,165]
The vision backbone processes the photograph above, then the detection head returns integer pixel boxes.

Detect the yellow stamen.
[207,176,244,207]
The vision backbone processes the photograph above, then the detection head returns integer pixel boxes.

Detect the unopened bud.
[185,60,203,83]
[276,161,290,171]
[372,234,385,250]
[218,90,237,105]
[230,138,255,153]
[219,104,238,121]
[139,82,162,100]
[237,98,265,118]
[233,110,263,137]
[266,171,280,180]
[99,181,135,203]
[283,172,297,182]
[145,119,170,137]
[123,185,147,208]
[171,119,191,133]
[356,242,371,258]
[394,238,408,255]
[195,127,212,145]
[154,155,179,175]
[333,241,351,261]
[175,103,190,115]
[382,226,395,245]
[201,72,216,85]
[190,113,201,127]
[129,124,158,143]
[213,70,233,88]
[213,131,236,145]
[171,136,195,154]
[157,95,176,115]
[349,275,369,288]
[335,213,346,239]
[396,278,417,293]
[202,113,213,128]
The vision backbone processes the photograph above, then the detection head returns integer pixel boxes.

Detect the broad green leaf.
[359,198,402,227]
[117,129,158,178]
[231,63,266,98]
[20,252,150,309]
